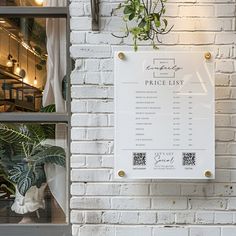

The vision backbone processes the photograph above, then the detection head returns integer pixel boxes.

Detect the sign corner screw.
[118,52,125,60]
[118,170,125,177]
[205,170,212,178]
[205,52,211,60]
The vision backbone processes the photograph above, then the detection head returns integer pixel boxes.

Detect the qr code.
[182,152,196,166]
[133,152,146,166]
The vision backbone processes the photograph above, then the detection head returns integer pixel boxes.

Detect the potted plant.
[112,0,173,50]
[0,120,66,220]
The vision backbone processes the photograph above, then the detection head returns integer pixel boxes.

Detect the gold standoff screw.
[118,170,125,177]
[205,52,211,60]
[118,52,125,60]
[205,170,212,178]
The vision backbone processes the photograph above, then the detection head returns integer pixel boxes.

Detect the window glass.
[0,0,67,7]
[0,17,67,112]
[0,122,68,224]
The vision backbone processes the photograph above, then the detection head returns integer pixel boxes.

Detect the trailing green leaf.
[112,0,173,50]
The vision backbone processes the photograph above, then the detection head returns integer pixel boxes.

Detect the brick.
[152,197,188,210]
[215,74,230,86]
[71,141,113,154]
[70,197,111,209]
[71,210,84,223]
[71,114,108,127]
[70,2,85,16]
[115,226,152,236]
[71,155,86,168]
[179,33,215,45]
[179,5,214,17]
[87,32,122,44]
[70,17,91,31]
[153,227,189,236]
[102,211,120,224]
[215,87,231,100]
[71,183,86,195]
[111,198,151,209]
[215,128,234,141]
[71,31,86,44]
[87,100,114,113]
[150,183,181,196]
[175,212,195,224]
[190,227,221,236]
[71,100,87,112]
[181,184,214,196]
[215,115,231,127]
[222,227,236,236]
[85,211,102,223]
[86,183,120,195]
[215,5,236,17]
[195,212,214,224]
[120,184,149,196]
[71,169,112,181]
[71,86,113,99]
[214,212,233,224]
[216,61,235,73]
[138,212,157,224]
[120,212,139,224]
[84,59,100,71]
[188,198,227,210]
[70,45,111,58]
[76,225,115,236]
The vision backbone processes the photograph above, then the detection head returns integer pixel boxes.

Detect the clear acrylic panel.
[0,17,67,112]
[0,122,68,224]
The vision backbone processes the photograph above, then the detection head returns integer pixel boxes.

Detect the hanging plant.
[112,0,173,51]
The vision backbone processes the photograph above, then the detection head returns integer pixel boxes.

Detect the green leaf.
[27,124,46,144]
[138,19,146,28]
[124,6,134,14]
[31,146,66,167]
[40,104,56,113]
[17,170,35,196]
[8,163,27,183]
[0,124,31,144]
[128,13,135,21]
[163,19,168,27]
[34,165,46,188]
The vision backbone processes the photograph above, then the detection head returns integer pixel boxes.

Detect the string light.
[15,42,21,75]
[34,54,37,85]
[6,34,13,67]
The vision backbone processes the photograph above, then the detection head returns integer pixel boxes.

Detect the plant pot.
[11,183,47,215]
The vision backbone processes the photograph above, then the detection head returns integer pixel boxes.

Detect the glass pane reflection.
[0,17,67,112]
[0,122,67,224]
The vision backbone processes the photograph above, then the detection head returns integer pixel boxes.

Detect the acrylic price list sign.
[114,51,215,179]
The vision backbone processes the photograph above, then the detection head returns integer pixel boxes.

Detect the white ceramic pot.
[11,183,47,214]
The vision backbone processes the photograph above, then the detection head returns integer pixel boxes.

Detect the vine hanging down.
[112,0,173,51]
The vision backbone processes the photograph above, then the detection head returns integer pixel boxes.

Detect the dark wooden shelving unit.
[0,67,42,112]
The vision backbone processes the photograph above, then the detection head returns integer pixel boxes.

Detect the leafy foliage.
[0,119,66,196]
[112,0,173,50]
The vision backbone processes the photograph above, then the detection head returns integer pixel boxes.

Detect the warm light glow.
[0,20,6,24]
[34,77,38,85]
[23,77,28,83]
[6,60,13,67]
[15,64,21,74]
[35,0,43,5]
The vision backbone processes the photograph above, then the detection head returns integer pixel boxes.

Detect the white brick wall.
[69,0,236,235]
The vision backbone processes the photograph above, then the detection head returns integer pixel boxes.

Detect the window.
[0,1,71,235]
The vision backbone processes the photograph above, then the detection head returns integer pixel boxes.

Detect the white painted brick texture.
[70,0,236,235]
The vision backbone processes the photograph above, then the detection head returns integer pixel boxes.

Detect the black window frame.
[0,2,71,236]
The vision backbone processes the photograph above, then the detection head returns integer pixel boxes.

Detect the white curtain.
[43,0,67,214]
